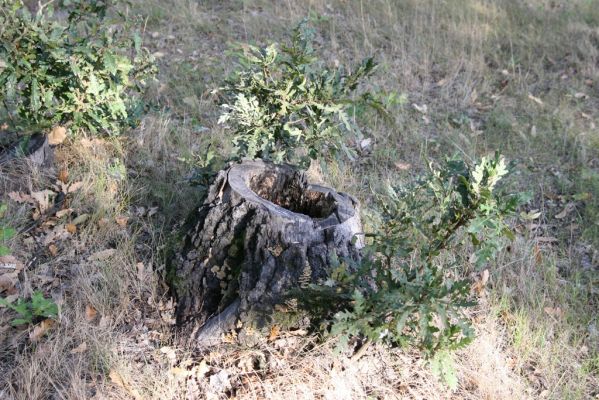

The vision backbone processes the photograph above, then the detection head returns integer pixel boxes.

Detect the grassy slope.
[1,0,598,399]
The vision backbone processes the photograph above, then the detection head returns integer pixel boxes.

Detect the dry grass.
[1,0,598,399]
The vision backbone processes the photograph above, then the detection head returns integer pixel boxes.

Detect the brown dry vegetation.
[1,0,598,399]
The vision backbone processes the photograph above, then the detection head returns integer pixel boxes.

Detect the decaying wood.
[173,160,363,345]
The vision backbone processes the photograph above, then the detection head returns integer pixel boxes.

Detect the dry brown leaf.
[30,319,55,341]
[394,162,412,171]
[528,93,544,105]
[191,359,210,378]
[0,256,24,293]
[8,191,33,204]
[534,244,543,265]
[160,346,177,363]
[0,255,24,270]
[66,223,77,234]
[48,244,58,257]
[58,169,69,184]
[543,307,564,319]
[170,367,189,379]
[472,269,490,295]
[67,181,84,193]
[48,126,67,145]
[109,369,143,400]
[85,305,98,321]
[70,342,88,354]
[136,262,145,280]
[88,248,116,261]
[115,216,129,227]
[412,103,428,113]
[30,190,54,213]
[268,325,280,341]
[55,208,73,218]
[555,202,575,219]
[0,274,18,294]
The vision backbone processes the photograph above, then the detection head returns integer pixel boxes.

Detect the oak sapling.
[214,20,377,168]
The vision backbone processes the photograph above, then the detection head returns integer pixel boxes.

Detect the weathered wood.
[0,133,53,167]
[174,160,363,345]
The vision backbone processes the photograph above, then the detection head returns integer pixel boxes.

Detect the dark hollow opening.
[249,168,336,219]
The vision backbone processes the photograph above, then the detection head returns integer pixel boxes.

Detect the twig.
[350,338,371,361]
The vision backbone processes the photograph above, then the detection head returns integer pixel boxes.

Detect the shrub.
[214,20,377,167]
[0,0,156,139]
[302,153,524,356]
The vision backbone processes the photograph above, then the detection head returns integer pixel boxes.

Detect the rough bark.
[173,160,363,345]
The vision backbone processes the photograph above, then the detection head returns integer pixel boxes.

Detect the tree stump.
[173,160,363,345]
[0,133,53,167]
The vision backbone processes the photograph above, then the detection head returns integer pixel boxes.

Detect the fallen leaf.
[543,307,564,319]
[160,346,177,363]
[30,319,55,341]
[520,210,541,220]
[66,223,77,234]
[70,342,88,354]
[209,369,231,392]
[67,181,84,193]
[85,305,98,321]
[58,169,69,184]
[359,138,372,152]
[530,125,537,137]
[55,208,73,218]
[88,248,116,261]
[268,325,280,341]
[555,202,575,219]
[170,367,189,379]
[0,255,25,270]
[8,191,33,204]
[109,369,143,400]
[534,244,543,265]
[115,216,129,227]
[30,190,54,213]
[394,162,412,171]
[136,262,145,280]
[472,269,490,295]
[48,244,58,256]
[528,93,544,105]
[412,103,428,113]
[0,274,18,294]
[48,126,67,145]
[191,359,210,378]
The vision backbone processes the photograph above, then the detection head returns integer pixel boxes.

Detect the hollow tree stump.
[0,133,53,167]
[173,160,363,345]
